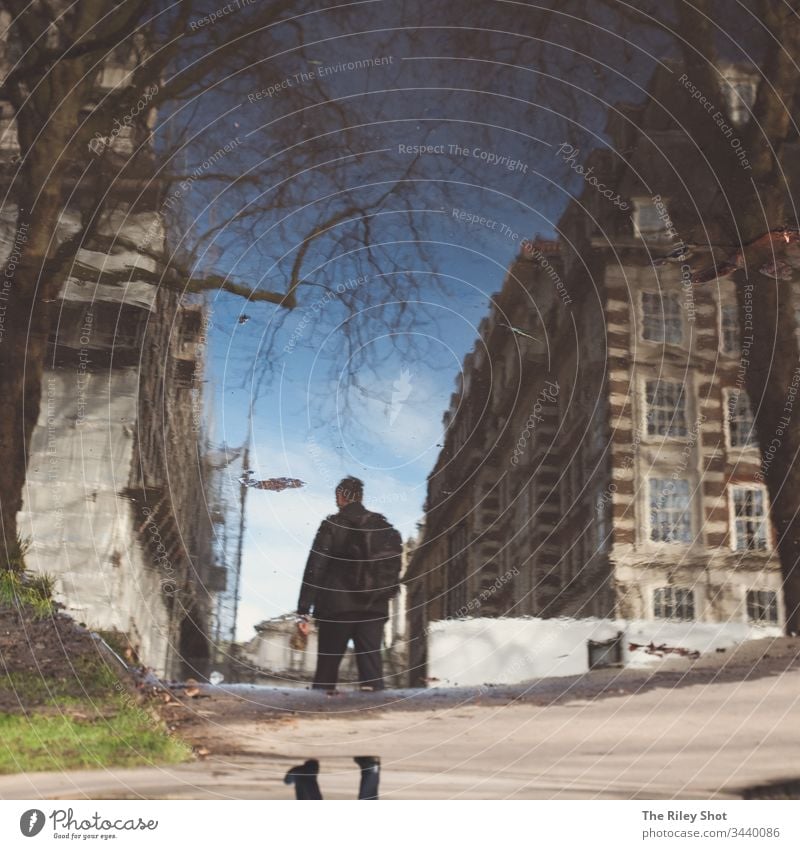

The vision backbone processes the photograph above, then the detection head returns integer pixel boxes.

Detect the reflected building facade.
[406,63,787,684]
[0,12,233,679]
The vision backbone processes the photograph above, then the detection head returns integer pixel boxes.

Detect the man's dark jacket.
[298,501,391,619]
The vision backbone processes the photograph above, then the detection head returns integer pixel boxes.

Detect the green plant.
[0,569,56,619]
[2,534,30,574]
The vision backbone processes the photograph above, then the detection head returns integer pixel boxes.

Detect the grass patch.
[1,657,123,706]
[0,568,56,619]
[0,705,191,774]
[0,629,192,774]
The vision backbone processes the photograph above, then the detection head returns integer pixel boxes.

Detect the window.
[646,379,688,437]
[649,478,692,543]
[732,486,768,551]
[642,292,683,344]
[725,389,757,449]
[445,524,469,617]
[632,198,672,241]
[653,587,695,621]
[595,489,609,553]
[722,72,757,126]
[720,303,739,354]
[746,590,778,624]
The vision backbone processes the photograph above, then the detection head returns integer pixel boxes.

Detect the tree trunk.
[0,177,66,568]
[739,270,800,634]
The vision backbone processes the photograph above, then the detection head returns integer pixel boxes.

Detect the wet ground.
[2,636,798,800]
[169,633,800,722]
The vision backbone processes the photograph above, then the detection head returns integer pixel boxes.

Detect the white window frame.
[723,388,758,451]
[745,588,779,624]
[719,302,740,355]
[595,487,609,554]
[721,70,758,127]
[729,484,770,552]
[640,290,684,345]
[653,586,695,621]
[648,477,693,544]
[632,197,673,241]
[643,377,689,438]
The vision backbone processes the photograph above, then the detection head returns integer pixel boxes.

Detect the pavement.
[1,636,799,800]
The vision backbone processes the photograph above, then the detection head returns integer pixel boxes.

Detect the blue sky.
[162,3,682,640]
[205,241,522,640]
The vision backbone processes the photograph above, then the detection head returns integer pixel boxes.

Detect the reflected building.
[406,62,787,684]
[0,13,234,679]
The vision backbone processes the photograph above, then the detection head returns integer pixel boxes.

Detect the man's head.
[336,476,364,508]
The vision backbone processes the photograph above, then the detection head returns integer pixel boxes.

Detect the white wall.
[427,616,782,687]
[19,367,173,676]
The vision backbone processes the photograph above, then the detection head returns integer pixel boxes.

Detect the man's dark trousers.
[313,613,386,691]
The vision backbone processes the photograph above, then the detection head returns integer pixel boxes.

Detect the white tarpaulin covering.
[19,366,173,675]
[60,277,159,312]
[427,616,783,687]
